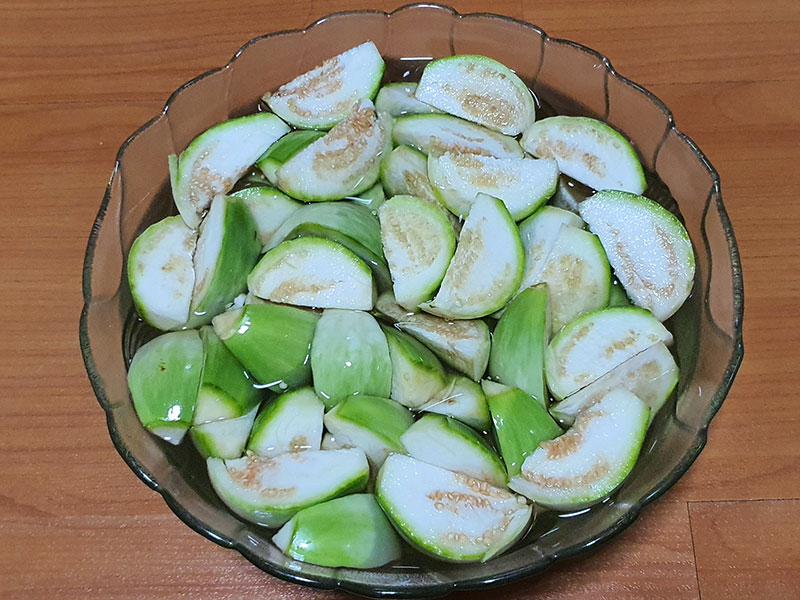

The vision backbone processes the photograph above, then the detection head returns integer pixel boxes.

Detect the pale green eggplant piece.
[400,414,506,486]
[608,277,632,307]
[376,454,531,562]
[208,449,369,527]
[375,291,490,381]
[415,55,536,135]
[212,303,319,393]
[190,403,260,459]
[265,200,390,291]
[256,130,326,185]
[127,330,204,445]
[378,194,456,310]
[193,326,262,424]
[545,306,673,400]
[550,342,678,427]
[374,82,441,117]
[516,205,585,296]
[521,116,646,195]
[488,283,549,406]
[324,394,414,466]
[422,194,523,319]
[276,100,391,201]
[272,494,402,568]
[247,387,324,456]
[229,186,302,249]
[418,374,491,432]
[509,389,649,510]
[381,325,447,409]
[265,41,385,130]
[248,237,375,310]
[427,152,558,220]
[186,194,262,328]
[483,381,562,478]
[392,113,523,158]
[579,190,695,321]
[539,225,611,335]
[310,309,392,408]
[170,112,290,228]
[349,181,386,212]
[127,216,196,331]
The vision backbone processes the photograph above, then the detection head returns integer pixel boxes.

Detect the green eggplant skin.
[310,309,392,408]
[272,494,402,568]
[195,326,262,423]
[186,195,262,328]
[127,330,204,444]
[382,325,447,409]
[485,382,562,478]
[212,303,320,393]
[489,284,549,406]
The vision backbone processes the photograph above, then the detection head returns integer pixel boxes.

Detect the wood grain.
[690,500,800,599]
[1,0,798,598]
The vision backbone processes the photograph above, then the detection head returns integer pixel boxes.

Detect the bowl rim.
[79,3,745,597]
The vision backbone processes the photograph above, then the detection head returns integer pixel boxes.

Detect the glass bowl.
[79,4,744,597]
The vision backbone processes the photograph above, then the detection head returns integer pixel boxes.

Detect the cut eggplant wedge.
[212,303,319,393]
[382,325,448,409]
[401,414,506,487]
[186,194,262,328]
[509,388,650,510]
[193,326,261,425]
[517,206,585,295]
[248,237,374,310]
[415,55,536,136]
[521,116,646,195]
[127,216,196,331]
[376,454,532,562]
[579,190,695,321]
[393,114,523,159]
[276,100,391,201]
[550,342,678,427]
[170,112,290,228]
[190,403,260,459]
[207,448,369,527]
[265,200,390,291]
[265,41,385,130]
[273,494,403,569]
[375,291,490,381]
[545,306,673,401]
[418,374,491,432]
[375,82,441,117]
[423,194,523,319]
[381,145,439,205]
[608,278,633,307]
[349,181,385,212]
[428,152,558,220]
[324,395,414,466]
[127,330,204,445]
[483,381,562,478]
[321,431,356,451]
[539,225,611,335]
[310,309,392,408]
[229,186,302,249]
[378,195,456,310]
[247,387,324,456]
[488,284,549,406]
[256,130,326,185]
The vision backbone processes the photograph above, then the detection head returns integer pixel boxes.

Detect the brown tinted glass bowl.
[80,4,744,597]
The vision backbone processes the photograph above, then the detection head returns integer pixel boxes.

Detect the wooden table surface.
[1,1,798,598]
